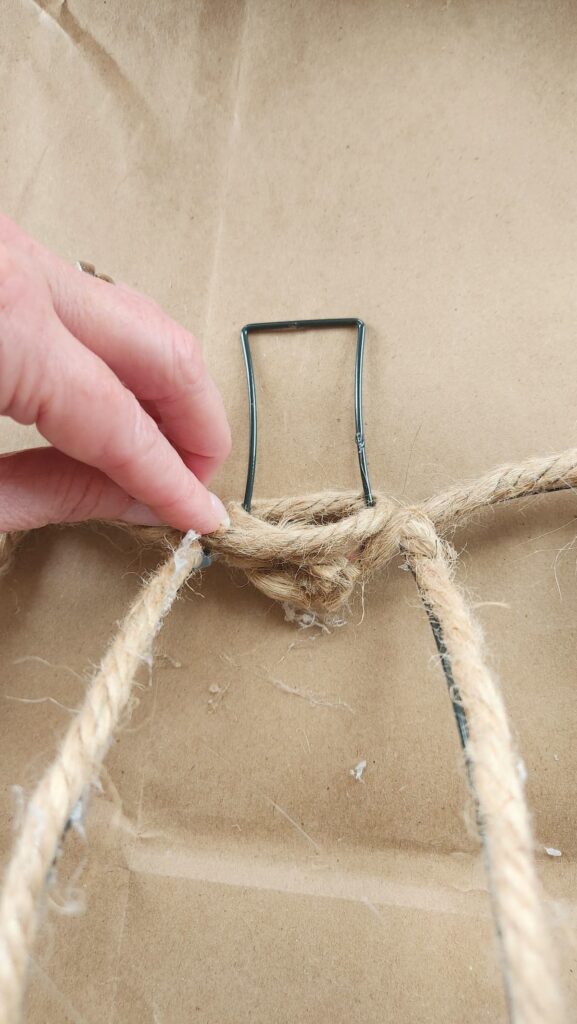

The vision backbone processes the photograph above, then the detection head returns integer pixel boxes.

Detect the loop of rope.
[0,444,575,1022]
[203,447,577,611]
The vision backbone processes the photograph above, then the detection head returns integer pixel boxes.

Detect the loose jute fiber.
[1,447,576,1023]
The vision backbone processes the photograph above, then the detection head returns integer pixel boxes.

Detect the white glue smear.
[544,847,562,858]
[350,759,367,781]
[173,530,199,573]
[282,602,346,633]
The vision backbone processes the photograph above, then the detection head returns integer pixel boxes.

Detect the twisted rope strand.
[206,447,577,609]
[3,448,577,609]
[0,531,203,1024]
[0,445,574,1021]
[407,526,564,1024]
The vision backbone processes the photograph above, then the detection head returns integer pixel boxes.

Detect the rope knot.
[208,491,406,612]
[396,508,439,562]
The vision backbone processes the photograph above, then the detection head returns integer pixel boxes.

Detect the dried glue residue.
[282,602,346,633]
[173,530,199,573]
[350,759,367,781]
[544,847,562,858]
[207,682,230,711]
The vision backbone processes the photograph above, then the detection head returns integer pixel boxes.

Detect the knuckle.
[130,401,160,460]
[13,344,52,426]
[54,466,108,523]
[166,325,206,397]
[0,243,52,423]
[99,391,157,474]
[157,472,200,517]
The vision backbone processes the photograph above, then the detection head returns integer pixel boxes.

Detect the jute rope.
[202,447,577,612]
[408,532,564,1023]
[0,445,575,1022]
[0,530,204,1023]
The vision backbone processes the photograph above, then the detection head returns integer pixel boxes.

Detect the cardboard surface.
[1,1,577,1020]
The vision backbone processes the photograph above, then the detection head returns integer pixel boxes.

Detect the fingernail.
[120,502,166,527]
[209,492,230,528]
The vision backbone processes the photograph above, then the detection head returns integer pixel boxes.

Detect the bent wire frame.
[239,317,469,751]
[240,318,374,512]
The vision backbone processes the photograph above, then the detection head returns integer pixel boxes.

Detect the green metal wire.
[240,318,374,512]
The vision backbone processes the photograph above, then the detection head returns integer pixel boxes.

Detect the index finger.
[0,216,232,484]
[0,251,229,533]
[47,256,232,483]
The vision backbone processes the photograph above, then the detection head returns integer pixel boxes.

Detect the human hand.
[0,215,231,534]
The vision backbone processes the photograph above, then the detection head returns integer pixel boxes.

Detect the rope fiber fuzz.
[0,531,203,1024]
[406,524,564,1024]
[1,445,576,1022]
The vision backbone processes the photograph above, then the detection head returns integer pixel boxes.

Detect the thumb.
[0,448,168,531]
